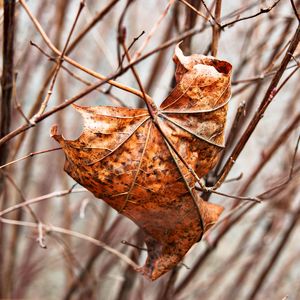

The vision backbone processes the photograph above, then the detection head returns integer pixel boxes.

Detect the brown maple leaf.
[51,45,232,280]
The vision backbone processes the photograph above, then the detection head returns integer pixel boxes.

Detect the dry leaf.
[51,45,232,280]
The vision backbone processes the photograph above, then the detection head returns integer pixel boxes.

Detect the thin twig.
[0,147,62,169]
[211,0,222,56]
[214,23,300,189]
[132,0,175,60]
[33,0,85,118]
[290,0,300,22]
[0,67,128,147]
[179,0,211,23]
[30,40,126,106]
[118,31,145,71]
[105,29,145,95]
[66,0,121,54]
[175,134,300,294]
[0,187,87,217]
[241,114,300,194]
[221,0,282,29]
[121,240,147,251]
[224,173,243,183]
[259,135,300,199]
[195,186,261,203]
[13,74,31,124]
[0,217,139,270]
[121,38,157,117]
[201,0,220,27]
[274,64,300,95]
[0,170,40,223]
[246,198,300,300]
[19,0,152,101]
[232,62,298,85]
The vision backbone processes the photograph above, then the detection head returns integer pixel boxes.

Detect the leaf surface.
[51,45,232,280]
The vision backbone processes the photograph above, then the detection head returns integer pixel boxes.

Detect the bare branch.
[290,0,300,22]
[0,217,139,270]
[215,23,300,189]
[221,0,282,29]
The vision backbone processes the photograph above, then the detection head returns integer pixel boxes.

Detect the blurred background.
[0,0,300,299]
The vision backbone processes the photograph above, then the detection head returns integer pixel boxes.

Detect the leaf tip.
[174,42,189,66]
[201,201,224,232]
[50,124,63,143]
[50,124,58,137]
[71,103,81,110]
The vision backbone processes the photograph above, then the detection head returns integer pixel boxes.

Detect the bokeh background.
[0,0,300,299]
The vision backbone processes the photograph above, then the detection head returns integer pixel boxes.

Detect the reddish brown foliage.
[52,45,232,280]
